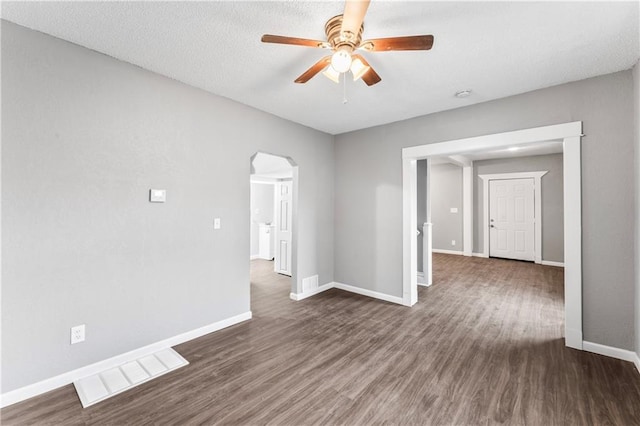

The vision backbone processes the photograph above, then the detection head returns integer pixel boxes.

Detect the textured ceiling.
[431,140,563,165]
[2,1,639,135]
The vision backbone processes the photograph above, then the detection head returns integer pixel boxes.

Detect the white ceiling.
[2,1,639,135]
[430,139,563,165]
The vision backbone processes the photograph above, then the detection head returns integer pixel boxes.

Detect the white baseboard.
[582,341,637,363]
[635,353,640,374]
[250,255,273,261]
[565,328,583,350]
[541,260,565,267]
[432,249,464,255]
[333,282,404,305]
[289,282,334,301]
[472,252,488,258]
[0,311,252,408]
[416,272,431,287]
[290,281,404,305]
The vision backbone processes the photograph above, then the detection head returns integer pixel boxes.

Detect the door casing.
[479,171,548,263]
[402,121,583,350]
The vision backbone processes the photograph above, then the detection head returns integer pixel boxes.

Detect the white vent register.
[74,348,188,408]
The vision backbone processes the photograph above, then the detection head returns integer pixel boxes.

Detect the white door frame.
[249,152,299,295]
[479,171,548,263]
[402,121,583,349]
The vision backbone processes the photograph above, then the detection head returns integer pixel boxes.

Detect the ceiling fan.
[261,0,434,86]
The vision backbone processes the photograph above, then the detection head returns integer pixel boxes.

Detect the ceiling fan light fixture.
[350,57,370,81]
[322,66,341,83]
[330,49,352,73]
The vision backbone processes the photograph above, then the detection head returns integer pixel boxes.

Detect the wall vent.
[302,275,319,293]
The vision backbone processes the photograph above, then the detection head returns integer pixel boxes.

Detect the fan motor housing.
[325,14,363,51]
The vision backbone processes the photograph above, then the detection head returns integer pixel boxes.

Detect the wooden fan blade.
[360,35,434,52]
[261,34,330,49]
[352,54,381,86]
[341,0,370,40]
[294,56,332,83]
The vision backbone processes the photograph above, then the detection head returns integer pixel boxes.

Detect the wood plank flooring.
[3,254,640,425]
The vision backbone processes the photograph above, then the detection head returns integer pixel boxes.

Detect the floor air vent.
[73,348,188,408]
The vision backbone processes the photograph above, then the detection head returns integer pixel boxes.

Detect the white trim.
[250,254,260,260]
[478,171,547,264]
[462,164,473,256]
[416,271,432,287]
[432,249,464,255]
[403,122,582,159]
[0,311,252,408]
[635,353,640,374]
[250,176,290,184]
[472,252,488,258]
[289,282,334,301]
[582,341,637,363]
[422,222,432,286]
[562,136,582,349]
[290,281,407,304]
[541,260,565,267]
[402,157,418,307]
[333,282,404,305]
[447,154,472,167]
[402,121,583,350]
[250,151,300,297]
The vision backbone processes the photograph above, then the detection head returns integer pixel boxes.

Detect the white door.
[274,180,292,276]
[489,178,535,261]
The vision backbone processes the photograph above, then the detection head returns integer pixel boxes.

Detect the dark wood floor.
[3,254,640,425]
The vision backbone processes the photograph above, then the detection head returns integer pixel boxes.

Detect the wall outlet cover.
[71,324,86,344]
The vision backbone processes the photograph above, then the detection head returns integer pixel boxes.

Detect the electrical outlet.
[214,218,221,229]
[451,240,456,246]
[71,324,85,344]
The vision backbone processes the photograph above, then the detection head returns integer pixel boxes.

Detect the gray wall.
[249,183,274,257]
[474,154,564,263]
[1,22,335,392]
[431,164,463,251]
[335,70,636,350]
[634,61,639,355]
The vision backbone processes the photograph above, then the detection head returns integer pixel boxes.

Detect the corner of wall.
[633,60,640,356]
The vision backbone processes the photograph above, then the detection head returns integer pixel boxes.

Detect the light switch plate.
[214,218,221,229]
[149,189,166,203]
[450,207,458,213]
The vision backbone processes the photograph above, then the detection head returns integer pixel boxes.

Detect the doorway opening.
[249,152,299,309]
[403,122,583,350]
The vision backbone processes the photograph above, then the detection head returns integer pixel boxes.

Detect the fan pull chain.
[342,73,348,104]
